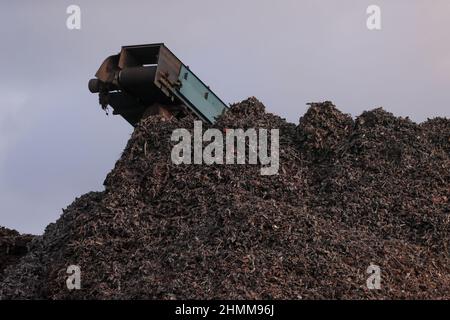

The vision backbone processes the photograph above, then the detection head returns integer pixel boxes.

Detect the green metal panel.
[176,65,228,123]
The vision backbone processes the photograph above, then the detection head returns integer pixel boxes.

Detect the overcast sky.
[1,0,449,234]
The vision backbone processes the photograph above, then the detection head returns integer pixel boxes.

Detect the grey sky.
[0,0,449,234]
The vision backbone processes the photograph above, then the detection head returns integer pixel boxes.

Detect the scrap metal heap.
[0,98,449,299]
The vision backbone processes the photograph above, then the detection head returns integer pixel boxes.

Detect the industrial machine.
[88,43,228,126]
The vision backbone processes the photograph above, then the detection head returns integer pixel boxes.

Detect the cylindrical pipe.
[88,78,101,93]
[118,66,157,88]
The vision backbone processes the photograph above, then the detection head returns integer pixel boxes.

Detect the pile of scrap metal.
[0,227,34,278]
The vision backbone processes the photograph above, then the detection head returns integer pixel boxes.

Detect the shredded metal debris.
[1,98,448,299]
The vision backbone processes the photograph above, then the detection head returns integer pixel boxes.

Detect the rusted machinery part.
[88,78,101,93]
[118,66,157,88]
[89,44,229,126]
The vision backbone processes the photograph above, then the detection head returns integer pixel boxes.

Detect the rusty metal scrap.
[0,98,449,299]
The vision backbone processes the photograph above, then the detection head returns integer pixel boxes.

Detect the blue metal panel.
[176,65,228,123]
